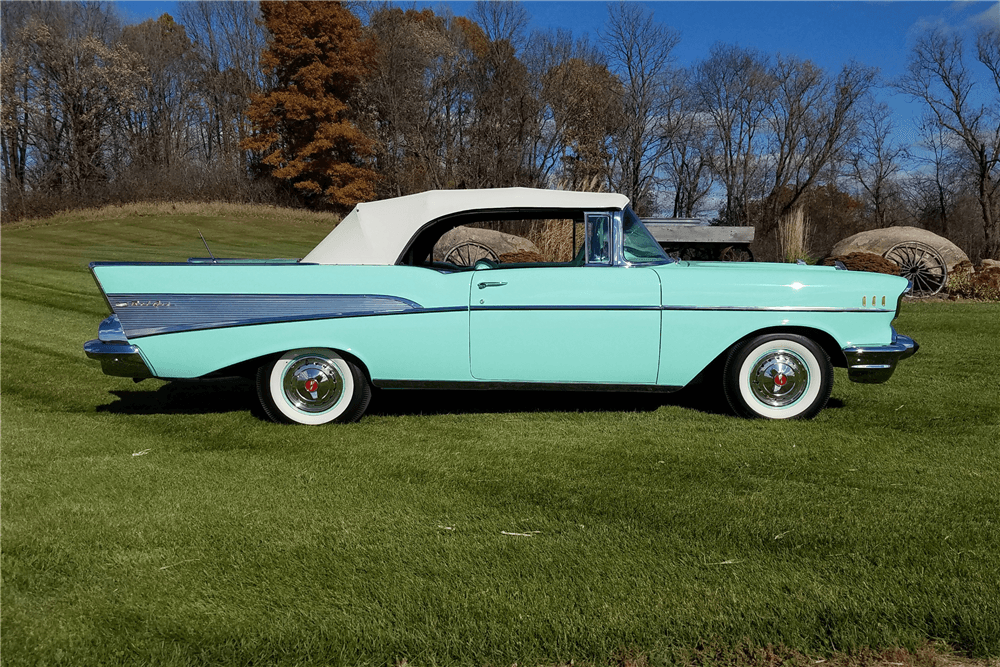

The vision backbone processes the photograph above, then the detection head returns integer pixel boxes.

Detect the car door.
[469,211,662,385]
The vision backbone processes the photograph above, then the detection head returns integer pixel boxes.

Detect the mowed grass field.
[2,204,999,667]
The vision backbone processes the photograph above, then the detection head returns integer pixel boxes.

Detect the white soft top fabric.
[302,187,630,265]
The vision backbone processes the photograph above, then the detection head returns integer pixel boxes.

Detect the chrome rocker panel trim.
[373,379,683,393]
[84,339,154,378]
[843,332,919,384]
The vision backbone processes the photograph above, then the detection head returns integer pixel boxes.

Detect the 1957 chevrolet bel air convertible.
[85,188,918,424]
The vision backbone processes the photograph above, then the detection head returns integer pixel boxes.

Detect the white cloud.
[905,1,997,45]
[966,3,999,30]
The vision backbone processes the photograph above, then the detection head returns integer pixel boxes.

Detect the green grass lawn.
[2,206,999,666]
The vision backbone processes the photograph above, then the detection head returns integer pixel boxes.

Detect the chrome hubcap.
[282,356,344,413]
[749,350,809,407]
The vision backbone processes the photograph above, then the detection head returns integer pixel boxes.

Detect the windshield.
[622,208,672,265]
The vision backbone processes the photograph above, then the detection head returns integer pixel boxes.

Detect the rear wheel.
[257,348,371,425]
[723,334,833,419]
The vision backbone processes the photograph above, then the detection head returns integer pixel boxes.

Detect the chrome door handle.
[477,281,507,289]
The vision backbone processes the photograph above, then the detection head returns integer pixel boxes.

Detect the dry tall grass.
[470,219,582,262]
[779,207,810,262]
[468,182,606,262]
[4,201,342,230]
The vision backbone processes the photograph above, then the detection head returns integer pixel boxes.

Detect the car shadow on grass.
[365,382,735,418]
[95,377,738,419]
[96,377,258,416]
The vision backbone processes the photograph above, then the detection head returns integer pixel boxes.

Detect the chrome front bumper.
[843,331,919,384]
[84,314,153,379]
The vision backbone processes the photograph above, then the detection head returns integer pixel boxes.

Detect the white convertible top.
[302,187,630,265]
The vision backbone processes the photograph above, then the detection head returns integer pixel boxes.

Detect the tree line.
[2,1,998,260]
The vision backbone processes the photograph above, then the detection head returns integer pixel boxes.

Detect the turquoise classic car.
[85,188,918,424]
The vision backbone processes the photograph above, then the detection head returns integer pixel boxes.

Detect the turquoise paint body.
[94,264,471,310]
[91,260,908,384]
[135,310,471,380]
[652,262,905,386]
[93,262,477,380]
[470,267,661,382]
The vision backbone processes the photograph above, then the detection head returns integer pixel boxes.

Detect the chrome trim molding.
[373,379,683,393]
[660,305,896,313]
[472,304,661,312]
[474,304,893,313]
[107,293,426,338]
[843,332,919,384]
[90,260,304,268]
[98,288,899,342]
[89,264,114,312]
[84,339,153,378]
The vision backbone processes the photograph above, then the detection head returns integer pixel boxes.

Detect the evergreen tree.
[244,1,376,209]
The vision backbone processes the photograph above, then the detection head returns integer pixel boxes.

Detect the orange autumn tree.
[244,1,376,209]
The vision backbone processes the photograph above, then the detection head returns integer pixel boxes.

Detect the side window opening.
[407,213,587,270]
[400,206,668,270]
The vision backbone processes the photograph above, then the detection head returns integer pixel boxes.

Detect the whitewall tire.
[257,348,371,425]
[723,334,833,420]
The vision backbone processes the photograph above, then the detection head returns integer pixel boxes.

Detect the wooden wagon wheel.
[883,241,948,297]
[443,241,500,267]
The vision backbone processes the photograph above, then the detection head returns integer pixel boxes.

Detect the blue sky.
[117,0,998,142]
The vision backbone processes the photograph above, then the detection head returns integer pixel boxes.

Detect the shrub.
[948,262,1000,301]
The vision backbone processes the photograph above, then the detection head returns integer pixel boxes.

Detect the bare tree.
[662,70,716,217]
[179,0,266,170]
[120,14,196,171]
[472,0,529,49]
[530,30,619,188]
[897,26,1000,259]
[463,1,539,188]
[1,3,33,209]
[850,100,908,228]
[363,5,428,196]
[761,57,875,249]
[693,44,772,226]
[1,2,144,208]
[601,1,681,214]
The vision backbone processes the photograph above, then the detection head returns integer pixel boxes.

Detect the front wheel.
[257,348,371,425]
[723,334,833,420]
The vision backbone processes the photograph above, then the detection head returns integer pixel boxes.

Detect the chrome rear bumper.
[843,331,919,384]
[84,340,153,378]
[84,314,153,379]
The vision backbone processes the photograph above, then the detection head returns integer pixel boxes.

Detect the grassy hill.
[2,204,998,666]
